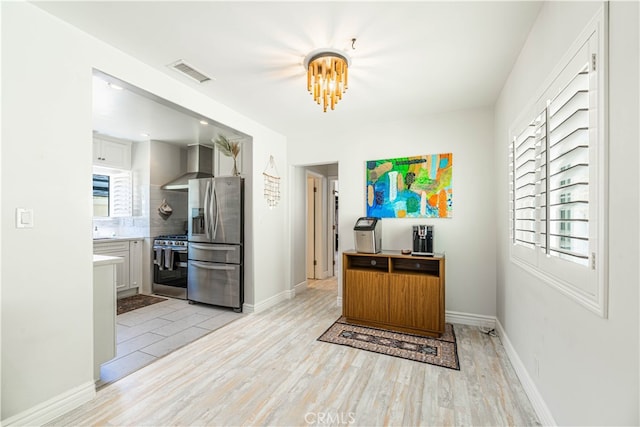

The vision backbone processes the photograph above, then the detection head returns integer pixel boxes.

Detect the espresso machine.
[412,225,433,256]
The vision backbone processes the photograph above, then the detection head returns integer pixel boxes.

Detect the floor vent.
[169,60,213,83]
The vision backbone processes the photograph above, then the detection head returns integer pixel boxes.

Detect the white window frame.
[508,5,608,318]
[93,166,133,218]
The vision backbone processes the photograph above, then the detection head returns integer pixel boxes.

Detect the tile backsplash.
[150,185,188,237]
[92,216,148,238]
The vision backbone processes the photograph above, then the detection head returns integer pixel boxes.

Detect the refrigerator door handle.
[190,261,236,271]
[204,180,212,240]
[190,243,237,252]
[212,182,219,239]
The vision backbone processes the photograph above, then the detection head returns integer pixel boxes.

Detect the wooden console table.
[342,250,445,337]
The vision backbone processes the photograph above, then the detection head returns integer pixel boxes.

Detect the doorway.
[290,163,338,292]
[303,164,339,281]
[306,173,323,279]
[329,177,339,277]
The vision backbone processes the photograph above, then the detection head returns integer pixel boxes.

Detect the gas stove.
[153,234,188,299]
[156,234,187,240]
[154,234,188,248]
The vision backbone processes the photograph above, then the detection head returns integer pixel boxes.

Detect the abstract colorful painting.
[366,153,453,218]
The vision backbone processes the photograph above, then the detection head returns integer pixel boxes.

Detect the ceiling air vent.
[169,60,213,83]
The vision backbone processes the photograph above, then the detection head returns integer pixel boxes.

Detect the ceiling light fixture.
[303,47,351,112]
[107,82,123,90]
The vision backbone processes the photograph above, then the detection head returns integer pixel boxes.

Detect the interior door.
[328,178,339,277]
[306,176,322,279]
[306,177,315,278]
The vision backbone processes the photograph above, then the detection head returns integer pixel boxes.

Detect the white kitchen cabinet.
[129,239,143,289]
[93,240,132,292]
[93,136,131,169]
[93,254,121,381]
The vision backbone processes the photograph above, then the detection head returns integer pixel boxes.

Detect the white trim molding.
[1,381,95,427]
[496,319,557,426]
[243,290,289,314]
[294,280,308,295]
[445,310,496,329]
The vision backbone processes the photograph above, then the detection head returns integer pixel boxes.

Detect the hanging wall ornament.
[263,155,281,208]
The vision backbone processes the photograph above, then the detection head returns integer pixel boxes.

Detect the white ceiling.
[92,71,243,145]
[34,1,543,145]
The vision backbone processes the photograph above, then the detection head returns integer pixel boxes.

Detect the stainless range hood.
[162,144,213,190]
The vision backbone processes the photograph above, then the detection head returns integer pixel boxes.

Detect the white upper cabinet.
[93,136,131,169]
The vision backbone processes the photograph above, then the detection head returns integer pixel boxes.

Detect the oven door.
[153,246,188,299]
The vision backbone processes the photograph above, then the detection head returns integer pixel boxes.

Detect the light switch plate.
[16,208,34,228]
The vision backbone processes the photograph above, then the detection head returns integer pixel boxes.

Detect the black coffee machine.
[412,225,433,256]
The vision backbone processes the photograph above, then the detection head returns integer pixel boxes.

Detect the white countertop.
[93,236,144,243]
[93,254,125,266]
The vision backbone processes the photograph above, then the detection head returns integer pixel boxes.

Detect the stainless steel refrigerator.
[187,176,243,311]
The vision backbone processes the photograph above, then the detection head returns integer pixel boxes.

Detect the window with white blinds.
[511,121,537,249]
[547,66,590,265]
[92,168,132,218]
[508,8,607,317]
[109,171,133,217]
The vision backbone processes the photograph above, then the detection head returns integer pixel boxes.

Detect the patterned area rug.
[117,294,167,315]
[318,317,460,370]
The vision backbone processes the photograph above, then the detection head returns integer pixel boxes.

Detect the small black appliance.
[412,225,433,256]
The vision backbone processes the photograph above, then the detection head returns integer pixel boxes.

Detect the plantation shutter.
[110,171,132,217]
[533,109,547,253]
[508,14,606,317]
[511,124,537,248]
[546,65,590,266]
[511,48,593,267]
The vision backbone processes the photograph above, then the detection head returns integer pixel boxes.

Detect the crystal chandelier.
[303,48,351,112]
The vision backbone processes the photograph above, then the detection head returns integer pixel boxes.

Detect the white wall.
[2,3,95,421]
[288,108,496,317]
[1,2,287,423]
[494,2,639,425]
[290,166,308,287]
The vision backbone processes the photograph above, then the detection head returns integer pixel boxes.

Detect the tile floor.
[98,296,243,387]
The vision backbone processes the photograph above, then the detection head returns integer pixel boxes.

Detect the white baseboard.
[241,304,255,313]
[445,310,496,329]
[1,381,95,427]
[294,280,308,294]
[117,288,137,299]
[495,319,557,427]
[243,290,289,314]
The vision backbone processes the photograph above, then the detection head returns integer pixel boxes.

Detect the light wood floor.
[50,278,540,426]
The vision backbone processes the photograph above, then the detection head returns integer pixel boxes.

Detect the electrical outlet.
[533,355,540,378]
